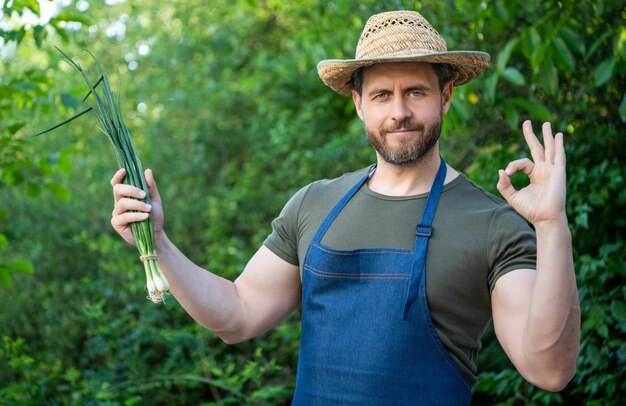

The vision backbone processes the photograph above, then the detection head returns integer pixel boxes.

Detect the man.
[110,10,580,405]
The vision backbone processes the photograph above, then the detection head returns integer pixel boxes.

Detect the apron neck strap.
[402,156,447,320]
[311,167,372,244]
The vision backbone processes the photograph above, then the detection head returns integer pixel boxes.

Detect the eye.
[409,90,424,97]
[374,92,389,100]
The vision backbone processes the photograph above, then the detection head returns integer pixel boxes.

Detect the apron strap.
[311,166,374,244]
[402,156,447,320]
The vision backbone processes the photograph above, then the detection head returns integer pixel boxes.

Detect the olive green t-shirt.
[263,166,537,385]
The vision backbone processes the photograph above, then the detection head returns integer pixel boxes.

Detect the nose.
[390,95,411,122]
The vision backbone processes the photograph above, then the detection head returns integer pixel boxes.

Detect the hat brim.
[317,51,490,96]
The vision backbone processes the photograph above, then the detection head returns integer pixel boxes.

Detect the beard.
[366,114,443,167]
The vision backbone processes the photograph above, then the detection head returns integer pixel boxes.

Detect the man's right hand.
[110,168,164,245]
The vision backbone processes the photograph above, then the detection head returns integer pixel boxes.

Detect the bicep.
[233,245,301,340]
[491,268,536,374]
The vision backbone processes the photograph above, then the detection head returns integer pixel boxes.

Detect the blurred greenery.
[1,0,624,404]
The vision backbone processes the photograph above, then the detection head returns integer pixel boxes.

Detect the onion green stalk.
[34,48,169,303]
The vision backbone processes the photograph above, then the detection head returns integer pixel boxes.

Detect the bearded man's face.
[352,62,452,166]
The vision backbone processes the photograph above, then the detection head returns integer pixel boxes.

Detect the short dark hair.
[350,63,453,95]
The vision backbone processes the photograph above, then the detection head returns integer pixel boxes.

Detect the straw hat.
[317,10,490,96]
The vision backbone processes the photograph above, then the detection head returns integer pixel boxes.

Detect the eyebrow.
[366,84,433,98]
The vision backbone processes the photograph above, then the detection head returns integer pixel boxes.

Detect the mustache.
[380,119,424,134]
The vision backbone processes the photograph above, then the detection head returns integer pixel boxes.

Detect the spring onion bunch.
[35,48,169,303]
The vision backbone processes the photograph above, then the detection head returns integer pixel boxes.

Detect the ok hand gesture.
[496,120,567,227]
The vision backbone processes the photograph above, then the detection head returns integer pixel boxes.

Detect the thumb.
[496,169,517,203]
[145,169,161,203]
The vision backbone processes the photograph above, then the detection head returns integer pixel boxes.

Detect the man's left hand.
[496,120,567,227]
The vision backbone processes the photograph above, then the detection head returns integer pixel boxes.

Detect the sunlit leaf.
[46,182,70,202]
[55,11,92,25]
[552,37,576,72]
[496,38,518,73]
[25,182,41,198]
[7,260,34,274]
[501,67,525,86]
[0,268,13,289]
[511,98,552,122]
[592,57,616,87]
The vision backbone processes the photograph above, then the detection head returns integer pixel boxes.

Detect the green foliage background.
[1,0,624,404]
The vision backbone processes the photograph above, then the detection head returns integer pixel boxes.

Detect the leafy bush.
[1,0,624,404]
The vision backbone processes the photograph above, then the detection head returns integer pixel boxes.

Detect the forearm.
[524,216,580,388]
[155,233,244,342]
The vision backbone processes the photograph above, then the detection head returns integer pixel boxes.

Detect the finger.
[504,158,534,177]
[110,168,126,186]
[145,169,161,204]
[111,211,150,228]
[496,169,517,202]
[522,120,545,163]
[113,183,146,202]
[113,197,152,215]
[554,132,566,168]
[542,122,555,164]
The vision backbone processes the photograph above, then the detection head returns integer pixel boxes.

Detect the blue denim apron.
[292,158,471,405]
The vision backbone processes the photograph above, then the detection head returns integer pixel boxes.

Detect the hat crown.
[355,11,448,59]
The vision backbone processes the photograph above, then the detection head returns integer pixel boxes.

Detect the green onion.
[34,48,170,303]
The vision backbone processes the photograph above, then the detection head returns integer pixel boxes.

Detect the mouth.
[385,128,420,135]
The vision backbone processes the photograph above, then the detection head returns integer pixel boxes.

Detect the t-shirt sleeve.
[487,205,537,293]
[263,184,312,266]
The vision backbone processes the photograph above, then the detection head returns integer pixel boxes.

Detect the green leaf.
[618,344,626,363]
[60,93,79,109]
[595,0,604,16]
[33,24,44,48]
[505,103,519,129]
[619,92,626,123]
[560,27,585,55]
[530,43,549,72]
[598,324,609,339]
[54,11,92,25]
[611,300,626,323]
[539,62,558,95]
[484,74,498,104]
[501,67,526,86]
[58,149,73,175]
[529,27,541,48]
[0,234,8,249]
[511,98,552,122]
[46,182,71,202]
[25,182,41,198]
[7,122,26,135]
[49,20,70,43]
[0,268,14,289]
[587,31,612,61]
[496,38,518,73]
[7,260,34,274]
[592,57,616,87]
[552,37,576,72]
[8,0,42,16]
[589,191,604,206]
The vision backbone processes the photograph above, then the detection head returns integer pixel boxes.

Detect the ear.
[351,89,364,121]
[441,81,454,115]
